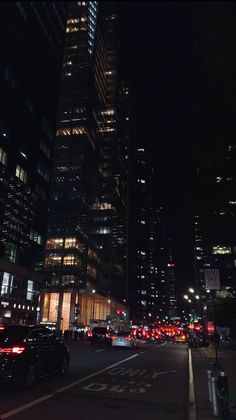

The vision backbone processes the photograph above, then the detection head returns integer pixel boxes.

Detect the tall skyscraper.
[128,148,177,323]
[41,2,129,330]
[0,2,67,325]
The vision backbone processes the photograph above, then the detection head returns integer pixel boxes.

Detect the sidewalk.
[192,344,236,420]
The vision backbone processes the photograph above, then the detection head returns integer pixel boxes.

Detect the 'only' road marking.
[0,353,139,419]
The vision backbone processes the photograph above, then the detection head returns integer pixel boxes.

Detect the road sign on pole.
[204,269,220,290]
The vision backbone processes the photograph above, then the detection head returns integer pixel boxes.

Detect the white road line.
[188,348,197,420]
[95,349,105,352]
[0,353,139,420]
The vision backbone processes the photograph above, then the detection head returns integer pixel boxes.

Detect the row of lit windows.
[66,24,88,33]
[92,227,111,234]
[46,237,83,251]
[212,246,231,255]
[101,109,115,116]
[67,17,87,25]
[91,202,112,210]
[44,254,82,267]
[56,127,86,136]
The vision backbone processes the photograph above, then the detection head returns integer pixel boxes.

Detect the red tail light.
[112,335,117,340]
[0,346,25,354]
[125,336,131,341]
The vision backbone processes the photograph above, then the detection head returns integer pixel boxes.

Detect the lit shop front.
[40,291,119,331]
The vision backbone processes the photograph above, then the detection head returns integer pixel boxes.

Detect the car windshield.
[117,331,130,337]
[0,326,30,345]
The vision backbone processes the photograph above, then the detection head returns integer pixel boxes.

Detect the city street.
[0,342,189,420]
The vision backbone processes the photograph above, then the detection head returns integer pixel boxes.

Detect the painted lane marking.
[0,353,139,420]
[188,348,197,420]
[96,349,105,352]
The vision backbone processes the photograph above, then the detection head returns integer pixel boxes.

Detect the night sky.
[118,1,236,294]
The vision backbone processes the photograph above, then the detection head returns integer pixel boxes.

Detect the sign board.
[204,269,220,290]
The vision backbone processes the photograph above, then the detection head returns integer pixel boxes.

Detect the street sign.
[204,269,220,290]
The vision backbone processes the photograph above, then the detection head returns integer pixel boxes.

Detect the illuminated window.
[63,254,81,267]
[91,202,112,210]
[101,109,115,116]
[30,230,43,245]
[65,237,83,251]
[15,164,27,183]
[140,220,146,225]
[67,18,80,24]
[0,147,7,166]
[216,176,223,183]
[212,246,231,255]
[66,26,79,33]
[72,127,86,135]
[62,275,75,285]
[56,128,71,136]
[93,227,111,234]
[1,272,14,296]
[46,238,63,249]
[27,280,34,301]
[44,254,62,267]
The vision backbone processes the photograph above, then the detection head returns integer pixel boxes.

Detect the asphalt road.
[0,341,189,420]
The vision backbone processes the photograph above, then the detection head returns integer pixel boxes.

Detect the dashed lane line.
[188,348,197,420]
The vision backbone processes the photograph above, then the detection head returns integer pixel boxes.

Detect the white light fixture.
[189,288,194,294]
[183,294,188,300]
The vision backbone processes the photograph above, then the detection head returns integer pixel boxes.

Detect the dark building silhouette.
[128,146,177,323]
[191,2,236,300]
[0,2,67,325]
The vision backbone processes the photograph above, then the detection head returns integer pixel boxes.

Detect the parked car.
[90,327,110,346]
[111,331,139,349]
[0,325,70,387]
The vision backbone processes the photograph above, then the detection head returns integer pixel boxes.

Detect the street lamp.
[189,288,195,294]
[183,294,189,300]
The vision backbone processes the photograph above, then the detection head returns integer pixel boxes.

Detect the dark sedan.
[0,325,70,387]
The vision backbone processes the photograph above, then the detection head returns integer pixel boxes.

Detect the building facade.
[41,1,129,331]
[0,2,67,325]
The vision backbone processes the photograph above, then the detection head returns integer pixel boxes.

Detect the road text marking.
[0,353,139,419]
